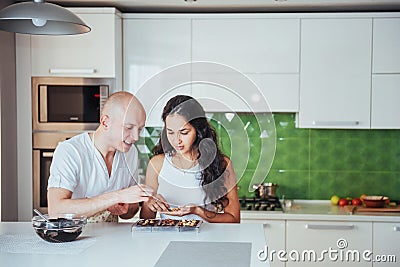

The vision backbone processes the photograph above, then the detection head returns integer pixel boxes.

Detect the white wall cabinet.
[286,220,372,267]
[123,18,191,126]
[298,18,372,129]
[192,19,299,74]
[371,75,400,129]
[242,219,286,267]
[123,15,300,118]
[192,18,300,113]
[370,18,400,129]
[372,18,400,74]
[372,222,400,267]
[31,8,122,81]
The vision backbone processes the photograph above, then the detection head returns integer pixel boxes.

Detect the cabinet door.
[298,19,372,129]
[192,18,300,112]
[191,73,299,112]
[242,219,286,267]
[123,19,191,126]
[286,220,372,266]
[31,11,120,77]
[192,18,300,74]
[372,18,400,73]
[373,222,400,267]
[371,75,400,129]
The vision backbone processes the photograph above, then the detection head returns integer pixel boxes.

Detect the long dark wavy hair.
[152,95,229,216]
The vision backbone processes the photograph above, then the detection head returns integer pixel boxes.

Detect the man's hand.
[118,184,154,203]
[107,203,129,215]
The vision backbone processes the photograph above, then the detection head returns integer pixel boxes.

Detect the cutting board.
[344,205,400,213]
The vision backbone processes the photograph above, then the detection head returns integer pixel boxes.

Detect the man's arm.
[48,185,153,218]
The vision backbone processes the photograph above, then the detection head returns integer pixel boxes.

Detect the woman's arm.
[140,155,168,219]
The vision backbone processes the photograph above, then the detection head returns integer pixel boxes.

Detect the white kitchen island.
[0,222,269,267]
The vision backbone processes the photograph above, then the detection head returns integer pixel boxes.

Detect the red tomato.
[338,198,349,207]
[352,198,362,206]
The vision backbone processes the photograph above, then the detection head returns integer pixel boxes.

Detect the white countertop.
[241,200,400,222]
[0,222,269,267]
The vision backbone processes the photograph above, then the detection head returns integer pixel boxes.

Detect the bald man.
[47,92,154,222]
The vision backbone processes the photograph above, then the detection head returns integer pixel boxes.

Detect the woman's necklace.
[174,153,197,174]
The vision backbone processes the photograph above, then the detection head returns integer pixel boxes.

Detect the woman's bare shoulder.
[149,154,165,169]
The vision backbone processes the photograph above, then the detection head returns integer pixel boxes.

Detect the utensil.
[33,208,49,222]
[252,183,278,199]
[33,208,58,228]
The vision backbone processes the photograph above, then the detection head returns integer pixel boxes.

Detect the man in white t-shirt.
[47,91,153,221]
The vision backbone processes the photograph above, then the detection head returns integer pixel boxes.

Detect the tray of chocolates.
[177,219,203,232]
[131,219,203,232]
[131,219,160,232]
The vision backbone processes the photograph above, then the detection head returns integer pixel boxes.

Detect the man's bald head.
[101,91,145,119]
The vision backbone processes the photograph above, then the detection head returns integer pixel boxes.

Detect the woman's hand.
[146,194,170,212]
[160,204,198,217]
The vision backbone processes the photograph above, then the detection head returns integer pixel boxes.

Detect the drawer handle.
[312,121,360,126]
[306,224,354,230]
[394,226,400,232]
[49,68,96,74]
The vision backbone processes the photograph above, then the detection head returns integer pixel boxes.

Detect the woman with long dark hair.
[140,95,240,222]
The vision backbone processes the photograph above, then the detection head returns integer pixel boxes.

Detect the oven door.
[33,149,54,214]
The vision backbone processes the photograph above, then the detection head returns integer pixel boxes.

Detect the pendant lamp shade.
[0,0,91,35]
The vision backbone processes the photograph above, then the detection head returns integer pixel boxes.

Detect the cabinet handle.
[312,121,360,126]
[49,68,96,74]
[306,224,354,230]
[42,152,54,157]
[394,226,400,232]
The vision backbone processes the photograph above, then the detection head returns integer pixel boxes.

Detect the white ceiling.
[15,0,400,12]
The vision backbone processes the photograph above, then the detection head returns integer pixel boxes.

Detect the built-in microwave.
[32,77,113,132]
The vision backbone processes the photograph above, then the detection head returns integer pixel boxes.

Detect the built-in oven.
[32,132,86,214]
[32,76,113,213]
[32,77,113,132]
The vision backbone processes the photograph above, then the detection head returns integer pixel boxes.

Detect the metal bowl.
[32,214,87,243]
[252,183,278,199]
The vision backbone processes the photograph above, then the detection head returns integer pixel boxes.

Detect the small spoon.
[33,209,49,222]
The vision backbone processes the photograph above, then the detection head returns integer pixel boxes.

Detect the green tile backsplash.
[136,113,400,201]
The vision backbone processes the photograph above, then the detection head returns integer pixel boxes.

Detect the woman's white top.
[157,154,205,220]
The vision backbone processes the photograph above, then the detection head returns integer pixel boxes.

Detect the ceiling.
[13,0,400,12]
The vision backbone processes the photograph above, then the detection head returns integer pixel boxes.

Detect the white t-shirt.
[48,132,139,200]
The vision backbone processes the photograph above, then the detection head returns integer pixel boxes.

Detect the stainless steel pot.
[252,183,278,199]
